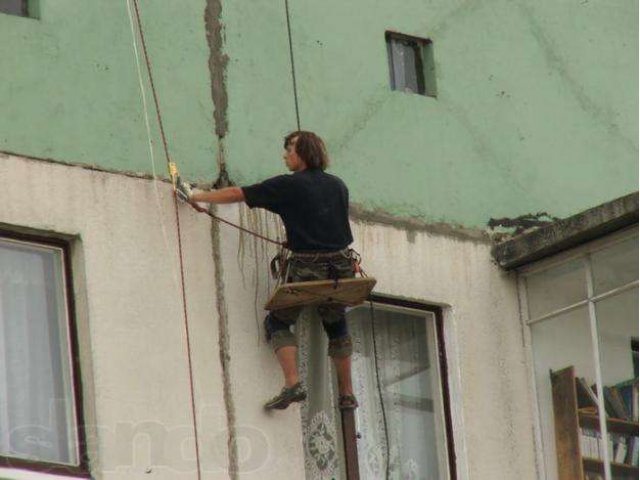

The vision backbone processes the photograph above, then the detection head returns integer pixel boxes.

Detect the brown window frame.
[385,30,437,98]
[0,0,29,17]
[0,230,90,478]
[340,294,457,479]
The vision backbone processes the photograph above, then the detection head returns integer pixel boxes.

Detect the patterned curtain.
[298,309,345,479]
[299,306,447,480]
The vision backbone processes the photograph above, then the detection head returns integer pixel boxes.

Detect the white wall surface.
[1,154,539,480]
[0,155,229,480]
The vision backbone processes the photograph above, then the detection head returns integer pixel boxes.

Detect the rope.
[188,201,284,246]
[284,0,301,130]
[369,300,391,479]
[126,1,202,477]
[124,0,183,300]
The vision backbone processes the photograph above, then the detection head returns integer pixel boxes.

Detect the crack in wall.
[204,0,228,139]
[205,0,233,189]
[210,206,239,479]
[203,6,238,473]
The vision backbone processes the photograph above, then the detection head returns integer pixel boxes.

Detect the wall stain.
[350,203,490,244]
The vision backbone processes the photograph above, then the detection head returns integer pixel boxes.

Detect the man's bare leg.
[264,345,306,410]
[276,345,300,387]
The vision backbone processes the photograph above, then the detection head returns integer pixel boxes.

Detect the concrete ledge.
[492,192,639,270]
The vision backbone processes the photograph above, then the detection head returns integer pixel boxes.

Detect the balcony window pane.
[591,236,639,296]
[526,258,587,320]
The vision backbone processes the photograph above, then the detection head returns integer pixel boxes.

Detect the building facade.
[0,1,637,479]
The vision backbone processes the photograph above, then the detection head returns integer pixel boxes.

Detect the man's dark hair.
[284,131,330,171]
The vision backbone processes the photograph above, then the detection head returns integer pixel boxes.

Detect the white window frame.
[517,225,639,480]
[346,298,455,479]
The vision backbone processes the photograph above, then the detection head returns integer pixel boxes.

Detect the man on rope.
[176,131,358,411]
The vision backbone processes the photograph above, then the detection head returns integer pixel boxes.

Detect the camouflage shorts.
[265,250,355,357]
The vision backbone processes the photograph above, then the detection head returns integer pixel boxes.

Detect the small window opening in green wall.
[386,31,437,98]
[0,0,35,18]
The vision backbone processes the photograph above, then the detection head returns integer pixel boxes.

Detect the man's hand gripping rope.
[170,162,212,214]
[169,162,284,245]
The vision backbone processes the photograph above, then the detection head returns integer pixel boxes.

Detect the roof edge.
[492,192,639,270]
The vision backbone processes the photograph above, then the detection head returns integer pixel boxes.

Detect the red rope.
[130,2,202,477]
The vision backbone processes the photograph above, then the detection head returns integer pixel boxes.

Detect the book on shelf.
[626,436,639,466]
[614,377,639,422]
[603,386,631,420]
[612,434,628,463]
[614,439,628,463]
[576,377,599,408]
[579,376,639,422]
[579,426,638,465]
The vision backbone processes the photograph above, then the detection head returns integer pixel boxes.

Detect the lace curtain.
[298,309,345,479]
[0,240,77,465]
[299,305,448,480]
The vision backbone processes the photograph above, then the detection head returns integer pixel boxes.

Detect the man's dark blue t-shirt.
[241,169,353,253]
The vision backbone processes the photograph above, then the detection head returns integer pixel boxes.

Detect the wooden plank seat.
[265,277,377,311]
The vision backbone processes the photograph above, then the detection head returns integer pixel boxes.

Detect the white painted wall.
[0,155,229,480]
[0,154,539,480]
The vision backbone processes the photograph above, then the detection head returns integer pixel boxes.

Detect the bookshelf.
[550,366,639,480]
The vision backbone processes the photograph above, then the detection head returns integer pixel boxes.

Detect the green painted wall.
[1,0,637,228]
[0,1,218,179]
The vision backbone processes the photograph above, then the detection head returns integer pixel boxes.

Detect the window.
[0,0,29,17]
[386,31,437,97]
[298,298,455,479]
[348,302,452,478]
[521,229,639,480]
[0,233,88,476]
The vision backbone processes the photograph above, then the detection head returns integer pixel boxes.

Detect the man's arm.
[191,187,245,204]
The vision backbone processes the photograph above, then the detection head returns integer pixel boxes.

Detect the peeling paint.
[487,212,559,236]
[209,205,239,479]
[491,193,638,269]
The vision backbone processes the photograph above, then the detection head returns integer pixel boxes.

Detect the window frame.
[340,294,457,479]
[0,0,28,17]
[517,226,639,480]
[0,229,90,478]
[385,30,437,98]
